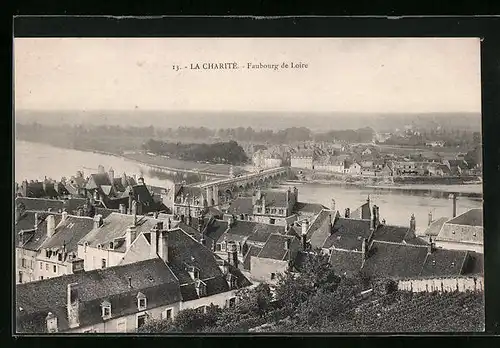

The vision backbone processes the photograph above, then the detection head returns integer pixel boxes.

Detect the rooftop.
[446,208,483,227]
[257,234,298,261]
[227,197,254,216]
[292,202,327,216]
[39,215,95,255]
[323,218,372,251]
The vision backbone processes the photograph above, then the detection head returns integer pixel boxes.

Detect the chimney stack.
[228,215,234,227]
[131,200,138,225]
[46,215,56,239]
[428,211,433,226]
[67,283,80,328]
[409,214,416,238]
[150,225,159,259]
[301,220,309,250]
[331,199,336,213]
[361,238,369,261]
[108,167,115,181]
[93,214,103,230]
[97,165,105,174]
[122,173,128,188]
[452,193,457,218]
[62,211,68,222]
[427,237,435,254]
[345,208,350,218]
[119,204,126,215]
[284,238,291,250]
[138,177,145,185]
[158,231,169,263]
[227,241,238,267]
[126,225,137,252]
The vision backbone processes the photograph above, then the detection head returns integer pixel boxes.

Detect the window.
[101,259,107,269]
[271,209,276,214]
[53,265,57,273]
[45,250,51,258]
[256,207,262,213]
[137,313,147,329]
[270,273,276,280]
[58,253,63,262]
[221,242,227,252]
[138,297,147,310]
[21,258,26,268]
[265,208,270,214]
[216,244,222,252]
[40,276,44,280]
[109,242,114,250]
[269,218,276,225]
[116,319,127,333]
[18,271,22,283]
[46,264,49,271]
[279,209,284,215]
[228,297,236,308]
[40,262,43,270]
[161,308,173,321]
[102,304,111,319]
[84,242,88,253]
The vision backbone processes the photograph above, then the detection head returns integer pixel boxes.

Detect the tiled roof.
[87,173,112,188]
[424,217,449,237]
[308,210,333,248]
[464,251,483,276]
[420,249,468,278]
[95,207,118,218]
[165,228,225,285]
[16,258,181,333]
[324,218,371,251]
[78,213,162,250]
[292,202,327,215]
[436,210,483,245]
[224,220,285,244]
[39,216,94,255]
[16,213,63,251]
[361,241,429,279]
[228,197,254,216]
[351,201,371,220]
[328,250,363,277]
[204,219,229,244]
[174,186,204,200]
[372,225,409,244]
[259,190,289,208]
[257,234,296,261]
[15,197,64,213]
[447,208,483,227]
[243,245,263,271]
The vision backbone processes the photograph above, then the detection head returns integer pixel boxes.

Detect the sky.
[14,38,481,113]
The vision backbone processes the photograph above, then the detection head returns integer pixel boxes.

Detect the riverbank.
[285,179,482,198]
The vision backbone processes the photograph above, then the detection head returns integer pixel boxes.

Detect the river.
[15,141,482,235]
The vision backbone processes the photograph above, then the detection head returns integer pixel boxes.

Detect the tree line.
[142,139,249,165]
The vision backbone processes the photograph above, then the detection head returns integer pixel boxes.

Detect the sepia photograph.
[14,37,484,334]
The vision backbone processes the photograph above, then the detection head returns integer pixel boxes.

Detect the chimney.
[361,238,368,261]
[197,216,203,230]
[126,225,137,252]
[452,193,457,218]
[67,283,80,328]
[228,215,234,227]
[158,231,169,263]
[108,167,114,182]
[301,219,309,236]
[128,193,133,214]
[150,225,159,258]
[187,214,192,226]
[428,211,433,226]
[331,199,336,212]
[119,204,126,214]
[227,241,238,267]
[122,173,128,188]
[98,165,105,174]
[138,177,145,185]
[284,238,291,250]
[93,214,103,230]
[409,214,416,238]
[167,218,172,230]
[131,200,138,225]
[46,215,56,239]
[427,237,435,254]
[375,206,380,226]
[62,211,68,222]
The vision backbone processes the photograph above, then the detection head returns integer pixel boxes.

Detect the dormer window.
[46,312,58,333]
[97,244,102,249]
[221,242,227,252]
[101,301,111,319]
[137,292,147,310]
[195,280,207,297]
[109,242,114,250]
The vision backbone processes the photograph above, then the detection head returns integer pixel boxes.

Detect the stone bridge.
[190,167,290,205]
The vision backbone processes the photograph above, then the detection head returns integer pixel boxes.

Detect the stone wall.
[398,276,483,293]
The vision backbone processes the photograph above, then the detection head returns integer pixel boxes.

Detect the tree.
[236,283,273,318]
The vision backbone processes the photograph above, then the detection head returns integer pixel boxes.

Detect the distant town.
[15,118,484,333]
